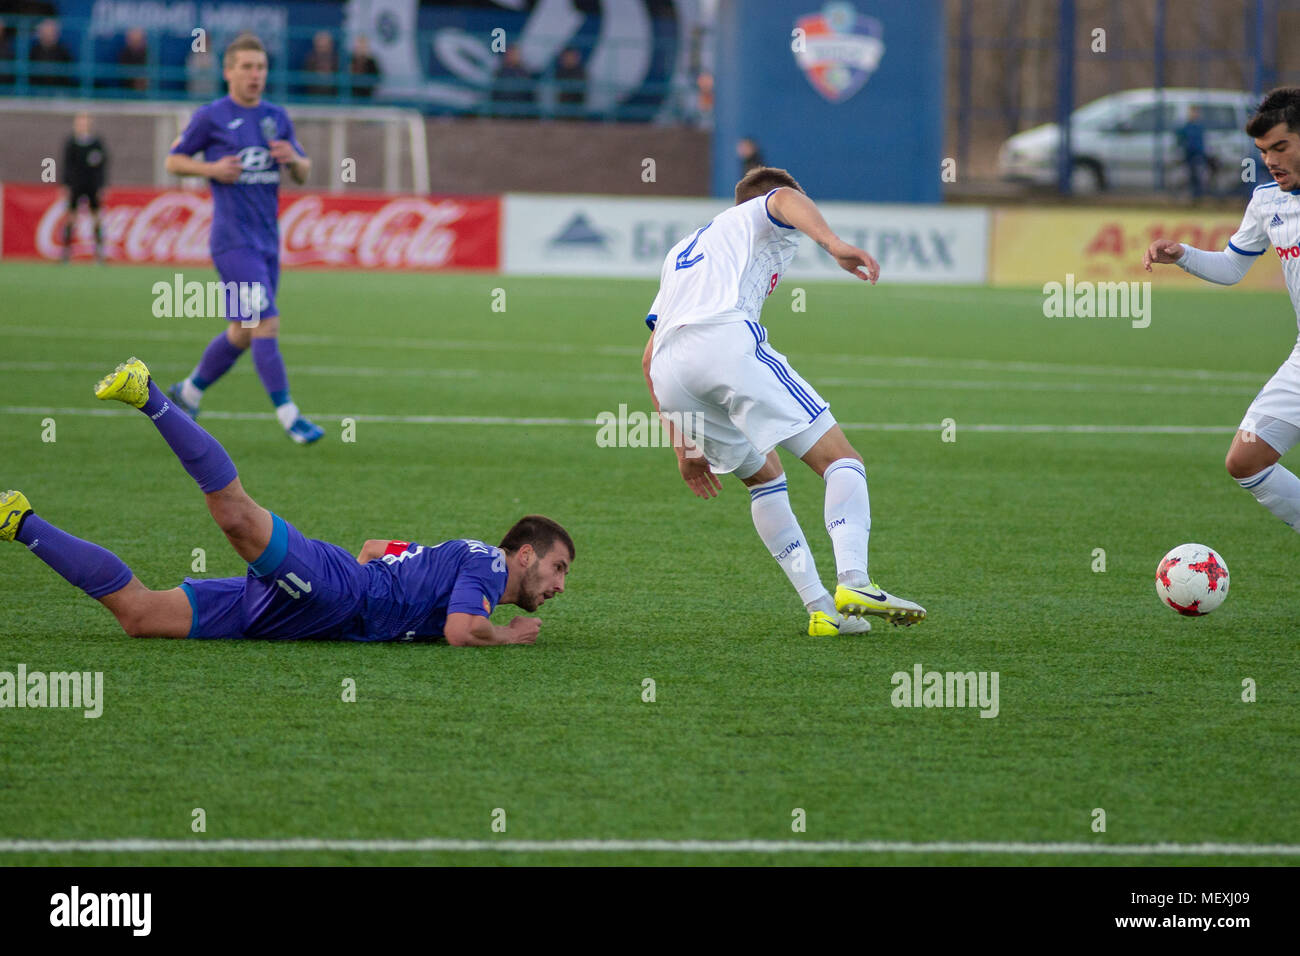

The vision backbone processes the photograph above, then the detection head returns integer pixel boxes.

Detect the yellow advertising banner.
[990,208,1286,290]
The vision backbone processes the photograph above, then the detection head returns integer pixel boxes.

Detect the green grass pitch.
[0,260,1296,866]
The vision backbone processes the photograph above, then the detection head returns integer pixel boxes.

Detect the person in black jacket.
[30,17,72,88]
[61,112,108,262]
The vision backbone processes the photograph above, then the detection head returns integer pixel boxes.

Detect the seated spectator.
[348,34,379,99]
[186,46,217,100]
[0,18,14,87]
[30,17,73,88]
[696,71,714,114]
[118,27,148,93]
[302,30,337,97]
[491,46,534,116]
[554,46,585,115]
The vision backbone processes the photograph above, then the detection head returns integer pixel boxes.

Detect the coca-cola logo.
[30,190,484,269]
[37,191,211,262]
[280,195,467,268]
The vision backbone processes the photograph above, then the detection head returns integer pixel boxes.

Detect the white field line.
[0,324,1271,382]
[0,406,1237,434]
[0,361,1262,396]
[0,838,1295,857]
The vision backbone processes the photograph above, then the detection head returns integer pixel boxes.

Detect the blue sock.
[192,331,245,390]
[251,338,291,407]
[141,381,238,493]
[16,514,133,599]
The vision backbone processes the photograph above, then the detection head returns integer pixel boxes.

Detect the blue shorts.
[212,246,280,321]
[181,514,367,640]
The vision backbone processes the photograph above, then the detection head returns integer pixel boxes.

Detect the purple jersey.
[181,516,509,642]
[352,538,510,641]
[169,95,302,257]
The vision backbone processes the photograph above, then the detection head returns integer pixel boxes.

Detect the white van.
[997,88,1259,193]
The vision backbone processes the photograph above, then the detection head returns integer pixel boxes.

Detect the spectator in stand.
[348,34,379,99]
[554,46,585,116]
[186,46,217,99]
[30,17,73,88]
[491,46,534,116]
[118,27,148,93]
[0,18,14,87]
[302,30,337,98]
[695,71,714,119]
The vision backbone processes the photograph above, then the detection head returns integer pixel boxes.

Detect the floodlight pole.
[1055,0,1076,195]
[1153,0,1167,193]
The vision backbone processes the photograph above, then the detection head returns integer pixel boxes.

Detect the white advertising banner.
[503,194,989,283]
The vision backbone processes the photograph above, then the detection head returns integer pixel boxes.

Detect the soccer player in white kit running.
[1145,87,1300,533]
[641,166,926,636]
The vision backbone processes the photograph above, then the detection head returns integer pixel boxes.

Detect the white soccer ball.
[1155,543,1230,616]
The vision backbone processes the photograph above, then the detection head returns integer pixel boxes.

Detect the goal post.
[0,97,429,194]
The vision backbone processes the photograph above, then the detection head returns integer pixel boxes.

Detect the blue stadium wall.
[712,0,944,203]
[46,0,689,119]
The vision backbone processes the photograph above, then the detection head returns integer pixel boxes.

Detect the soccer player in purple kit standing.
[163,32,324,444]
[0,357,571,645]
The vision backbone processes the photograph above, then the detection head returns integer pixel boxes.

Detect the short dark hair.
[224,32,266,68]
[499,515,574,561]
[734,166,803,205]
[1246,86,1300,138]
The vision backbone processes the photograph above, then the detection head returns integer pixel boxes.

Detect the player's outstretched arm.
[767,187,879,283]
[444,612,539,646]
[1143,237,1256,285]
[1142,238,1186,270]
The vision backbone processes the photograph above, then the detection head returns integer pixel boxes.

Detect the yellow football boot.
[0,490,32,542]
[808,610,872,636]
[835,582,926,626]
[94,357,151,408]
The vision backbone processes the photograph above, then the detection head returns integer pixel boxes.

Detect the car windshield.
[1072,99,1120,130]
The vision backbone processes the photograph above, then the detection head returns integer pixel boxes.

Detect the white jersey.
[1225,181,1300,333]
[645,189,800,356]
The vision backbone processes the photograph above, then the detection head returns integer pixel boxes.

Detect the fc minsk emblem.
[793,2,885,103]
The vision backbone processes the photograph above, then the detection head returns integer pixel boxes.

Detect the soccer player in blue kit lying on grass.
[1,358,571,646]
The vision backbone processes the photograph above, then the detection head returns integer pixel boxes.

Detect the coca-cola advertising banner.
[0,185,500,270]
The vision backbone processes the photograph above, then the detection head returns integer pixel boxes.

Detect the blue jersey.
[181,517,510,642]
[169,95,302,257]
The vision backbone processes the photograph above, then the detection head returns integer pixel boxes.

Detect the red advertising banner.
[1,184,500,270]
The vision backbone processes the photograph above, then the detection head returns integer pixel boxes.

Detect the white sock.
[180,377,203,408]
[824,457,870,586]
[1238,463,1300,532]
[275,401,300,429]
[749,475,834,613]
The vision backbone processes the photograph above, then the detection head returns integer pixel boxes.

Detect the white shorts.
[649,319,836,476]
[1241,345,1300,454]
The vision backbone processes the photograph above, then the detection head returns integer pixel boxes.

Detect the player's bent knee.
[1225,443,1276,480]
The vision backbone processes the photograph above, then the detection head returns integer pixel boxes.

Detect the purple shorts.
[181,514,367,640]
[212,246,280,321]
